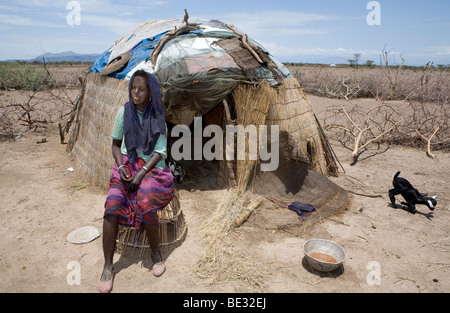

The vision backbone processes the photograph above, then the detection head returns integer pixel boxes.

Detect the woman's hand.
[112,139,133,183]
[126,153,161,193]
[119,166,133,182]
[127,169,146,193]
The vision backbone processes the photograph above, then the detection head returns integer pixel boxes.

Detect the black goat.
[389,171,438,214]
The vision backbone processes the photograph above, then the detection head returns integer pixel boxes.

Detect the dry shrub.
[323,97,449,162]
[392,101,449,157]
[324,101,401,163]
[292,63,449,103]
[289,54,449,159]
[0,91,51,140]
[0,62,87,141]
[0,89,79,141]
[0,62,52,91]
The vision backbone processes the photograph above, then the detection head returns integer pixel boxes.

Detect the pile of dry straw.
[193,82,275,291]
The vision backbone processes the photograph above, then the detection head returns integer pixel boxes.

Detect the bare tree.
[324,100,401,164]
[405,101,449,159]
[354,53,362,68]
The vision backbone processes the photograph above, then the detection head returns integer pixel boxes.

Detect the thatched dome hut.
[68,16,339,185]
[67,15,347,248]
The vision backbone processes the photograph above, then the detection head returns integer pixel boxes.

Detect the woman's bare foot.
[151,250,165,277]
[101,264,114,281]
[99,264,114,293]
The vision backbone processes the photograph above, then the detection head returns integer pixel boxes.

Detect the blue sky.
[0,0,449,65]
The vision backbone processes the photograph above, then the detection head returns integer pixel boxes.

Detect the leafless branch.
[324,101,401,163]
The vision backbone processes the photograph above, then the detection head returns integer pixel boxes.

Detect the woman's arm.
[143,152,162,173]
[112,139,132,182]
[126,134,165,193]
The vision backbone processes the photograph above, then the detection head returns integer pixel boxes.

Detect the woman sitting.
[99,70,174,293]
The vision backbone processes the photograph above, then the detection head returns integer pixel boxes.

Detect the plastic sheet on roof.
[90,18,291,122]
[91,18,237,78]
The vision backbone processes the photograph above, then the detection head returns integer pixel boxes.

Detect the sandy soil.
[0,87,449,293]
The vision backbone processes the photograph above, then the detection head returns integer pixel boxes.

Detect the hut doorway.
[166,94,237,191]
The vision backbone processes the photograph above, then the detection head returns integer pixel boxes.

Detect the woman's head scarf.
[123,71,166,164]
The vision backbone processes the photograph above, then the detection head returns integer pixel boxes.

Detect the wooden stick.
[222,99,236,124]
[226,24,264,64]
[151,10,202,65]
[415,125,441,159]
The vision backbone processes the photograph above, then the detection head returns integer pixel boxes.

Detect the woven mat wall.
[69,73,128,189]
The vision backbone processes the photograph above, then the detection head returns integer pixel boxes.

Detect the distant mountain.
[28,51,99,63]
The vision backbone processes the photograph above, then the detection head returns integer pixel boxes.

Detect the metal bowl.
[303,239,346,272]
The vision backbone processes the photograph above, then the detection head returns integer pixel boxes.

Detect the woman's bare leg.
[101,214,119,281]
[144,223,165,276]
[144,223,162,262]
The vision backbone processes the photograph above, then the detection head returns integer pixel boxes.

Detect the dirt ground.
[0,84,449,293]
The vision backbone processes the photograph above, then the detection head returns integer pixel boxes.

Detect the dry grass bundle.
[194,79,336,291]
[232,82,274,188]
[194,79,340,291]
[197,81,272,266]
[201,188,263,238]
[194,188,266,292]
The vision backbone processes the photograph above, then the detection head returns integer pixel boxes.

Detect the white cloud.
[76,0,168,15]
[219,10,338,37]
[0,13,66,28]
[222,10,337,27]
[407,46,450,58]
[64,1,170,35]
[259,41,382,59]
[404,46,450,64]
[429,45,450,56]
[266,28,332,36]
[81,14,142,35]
